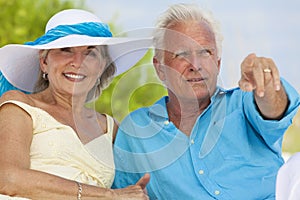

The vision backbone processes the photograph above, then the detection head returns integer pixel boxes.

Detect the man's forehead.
[164,33,213,50]
[162,23,216,49]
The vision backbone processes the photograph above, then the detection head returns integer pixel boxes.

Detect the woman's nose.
[71,52,85,67]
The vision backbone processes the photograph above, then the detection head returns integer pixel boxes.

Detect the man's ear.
[153,57,166,81]
[217,58,221,75]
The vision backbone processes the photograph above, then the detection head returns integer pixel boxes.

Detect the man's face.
[156,20,220,102]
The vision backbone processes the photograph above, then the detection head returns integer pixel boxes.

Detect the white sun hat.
[0,9,151,92]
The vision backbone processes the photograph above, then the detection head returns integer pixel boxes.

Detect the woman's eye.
[60,47,72,52]
[86,50,100,58]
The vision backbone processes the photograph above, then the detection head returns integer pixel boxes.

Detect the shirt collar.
[148,86,228,119]
[148,96,169,119]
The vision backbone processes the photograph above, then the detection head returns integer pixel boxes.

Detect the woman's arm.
[0,97,148,200]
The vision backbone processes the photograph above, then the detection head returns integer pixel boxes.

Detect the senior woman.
[0,9,150,199]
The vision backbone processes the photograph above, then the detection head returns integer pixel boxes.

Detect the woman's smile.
[63,72,86,82]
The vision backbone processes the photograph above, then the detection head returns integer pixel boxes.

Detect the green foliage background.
[0,0,299,155]
[0,0,86,46]
[90,52,167,122]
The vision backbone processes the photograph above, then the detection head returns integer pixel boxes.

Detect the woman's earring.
[96,78,100,85]
[42,72,48,80]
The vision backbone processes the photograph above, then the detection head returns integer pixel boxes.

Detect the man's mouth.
[187,78,205,82]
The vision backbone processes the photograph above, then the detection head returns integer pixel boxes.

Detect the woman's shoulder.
[0,91,36,125]
[0,90,34,106]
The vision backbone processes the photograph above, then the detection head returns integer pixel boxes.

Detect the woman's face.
[40,46,106,98]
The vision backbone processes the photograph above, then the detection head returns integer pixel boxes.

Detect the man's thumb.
[135,173,150,189]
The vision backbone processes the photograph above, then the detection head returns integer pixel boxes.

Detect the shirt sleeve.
[243,78,300,151]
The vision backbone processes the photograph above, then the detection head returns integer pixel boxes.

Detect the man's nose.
[187,54,202,71]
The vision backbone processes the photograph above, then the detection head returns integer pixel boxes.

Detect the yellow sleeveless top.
[0,100,115,199]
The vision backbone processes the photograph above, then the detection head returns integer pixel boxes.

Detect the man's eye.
[173,51,190,58]
[197,49,212,57]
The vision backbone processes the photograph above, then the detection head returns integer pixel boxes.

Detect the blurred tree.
[282,110,300,154]
[89,50,167,122]
[0,0,85,46]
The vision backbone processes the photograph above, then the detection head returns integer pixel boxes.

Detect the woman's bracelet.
[76,181,82,200]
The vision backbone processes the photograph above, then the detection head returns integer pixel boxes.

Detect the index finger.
[241,53,256,72]
[252,59,266,97]
[266,58,281,90]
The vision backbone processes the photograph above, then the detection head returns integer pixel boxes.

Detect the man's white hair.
[153,3,223,60]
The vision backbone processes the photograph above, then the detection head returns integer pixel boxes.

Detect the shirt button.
[198,170,204,175]
[164,120,169,125]
[214,190,220,195]
[191,139,195,144]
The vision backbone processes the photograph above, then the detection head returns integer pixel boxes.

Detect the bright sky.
[85,0,300,91]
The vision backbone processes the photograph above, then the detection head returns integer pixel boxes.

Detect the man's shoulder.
[119,104,153,128]
[126,96,167,118]
[127,105,151,118]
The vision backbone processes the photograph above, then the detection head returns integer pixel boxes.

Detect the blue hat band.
[25,22,113,46]
[0,22,113,96]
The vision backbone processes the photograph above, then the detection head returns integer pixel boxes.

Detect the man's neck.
[166,95,210,136]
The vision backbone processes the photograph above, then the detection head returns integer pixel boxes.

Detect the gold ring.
[263,68,271,73]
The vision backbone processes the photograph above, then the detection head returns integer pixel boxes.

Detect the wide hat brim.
[0,34,152,92]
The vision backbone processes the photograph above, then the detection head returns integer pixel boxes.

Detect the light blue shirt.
[113,79,300,200]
